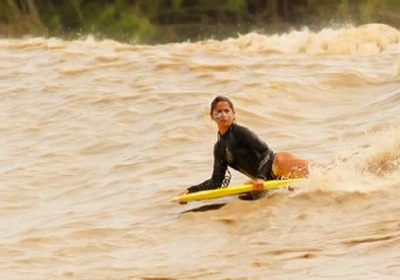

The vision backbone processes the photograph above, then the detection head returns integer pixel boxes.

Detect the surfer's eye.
[214,109,232,118]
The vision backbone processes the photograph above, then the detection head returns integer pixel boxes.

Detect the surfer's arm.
[187,162,227,193]
[187,178,222,193]
[187,151,228,193]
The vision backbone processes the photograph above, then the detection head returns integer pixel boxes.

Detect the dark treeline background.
[1,0,400,43]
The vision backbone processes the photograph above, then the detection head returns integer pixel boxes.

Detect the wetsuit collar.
[218,123,235,139]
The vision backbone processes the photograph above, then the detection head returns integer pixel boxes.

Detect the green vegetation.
[1,0,400,43]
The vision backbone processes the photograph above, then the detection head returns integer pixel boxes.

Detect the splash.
[358,128,400,177]
[304,127,400,194]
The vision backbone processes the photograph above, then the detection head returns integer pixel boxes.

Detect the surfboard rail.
[171,178,306,203]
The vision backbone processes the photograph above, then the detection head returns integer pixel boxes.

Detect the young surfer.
[179,95,308,201]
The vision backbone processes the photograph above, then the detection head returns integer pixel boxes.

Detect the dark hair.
[210,95,235,114]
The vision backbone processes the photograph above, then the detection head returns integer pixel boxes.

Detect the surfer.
[179,95,308,202]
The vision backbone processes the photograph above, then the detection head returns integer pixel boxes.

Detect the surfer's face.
[211,101,235,128]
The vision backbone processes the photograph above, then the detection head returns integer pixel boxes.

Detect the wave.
[189,23,400,56]
[2,23,399,57]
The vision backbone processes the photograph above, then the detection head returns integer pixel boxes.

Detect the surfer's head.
[210,96,236,132]
[210,96,235,115]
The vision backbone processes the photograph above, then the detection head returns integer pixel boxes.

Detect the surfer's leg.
[273,152,309,178]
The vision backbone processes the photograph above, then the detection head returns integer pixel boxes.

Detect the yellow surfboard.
[171,178,306,203]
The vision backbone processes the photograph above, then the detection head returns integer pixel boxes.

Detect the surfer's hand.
[252,179,264,191]
[178,189,189,205]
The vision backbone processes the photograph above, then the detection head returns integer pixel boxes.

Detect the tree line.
[1,0,400,43]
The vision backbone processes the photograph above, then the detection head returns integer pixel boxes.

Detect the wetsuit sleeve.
[187,144,227,193]
[237,126,273,180]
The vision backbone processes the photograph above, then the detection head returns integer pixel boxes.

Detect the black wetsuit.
[188,123,275,193]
